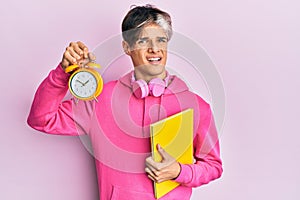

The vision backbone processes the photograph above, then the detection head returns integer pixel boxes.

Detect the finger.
[63,51,77,64]
[66,47,81,61]
[76,41,87,49]
[145,157,161,171]
[147,174,156,182]
[83,48,88,59]
[145,168,160,183]
[145,164,160,177]
[79,58,89,67]
[145,167,157,178]
[72,43,84,58]
[157,177,166,183]
[77,41,89,58]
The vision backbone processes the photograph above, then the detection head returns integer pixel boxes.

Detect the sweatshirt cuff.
[174,163,193,184]
[51,63,71,86]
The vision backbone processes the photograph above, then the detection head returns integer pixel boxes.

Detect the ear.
[122,41,131,55]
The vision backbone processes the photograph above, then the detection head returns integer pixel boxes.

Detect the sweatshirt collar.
[119,71,189,95]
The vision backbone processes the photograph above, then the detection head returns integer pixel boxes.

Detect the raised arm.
[27,42,93,136]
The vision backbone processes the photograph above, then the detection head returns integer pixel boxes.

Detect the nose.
[148,39,160,53]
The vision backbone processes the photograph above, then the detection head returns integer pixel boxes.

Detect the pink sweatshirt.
[27,64,222,200]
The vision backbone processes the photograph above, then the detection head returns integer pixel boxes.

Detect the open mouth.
[147,57,162,63]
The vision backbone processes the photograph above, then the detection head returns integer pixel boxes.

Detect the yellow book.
[150,108,194,199]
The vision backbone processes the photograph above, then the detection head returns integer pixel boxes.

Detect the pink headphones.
[131,72,170,99]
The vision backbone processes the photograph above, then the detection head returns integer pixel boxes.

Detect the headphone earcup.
[132,79,149,99]
[148,78,166,97]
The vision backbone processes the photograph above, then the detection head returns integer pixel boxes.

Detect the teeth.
[148,57,160,61]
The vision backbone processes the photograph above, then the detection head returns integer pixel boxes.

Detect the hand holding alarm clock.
[61,41,103,101]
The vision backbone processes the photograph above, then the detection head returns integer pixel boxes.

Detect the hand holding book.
[148,109,193,199]
[145,144,181,183]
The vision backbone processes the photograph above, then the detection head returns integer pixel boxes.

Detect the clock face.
[70,71,98,99]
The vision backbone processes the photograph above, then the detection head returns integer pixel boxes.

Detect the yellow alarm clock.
[65,62,103,101]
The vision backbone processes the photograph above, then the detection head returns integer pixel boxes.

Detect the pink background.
[1,0,299,199]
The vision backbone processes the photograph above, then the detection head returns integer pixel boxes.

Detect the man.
[28,5,222,200]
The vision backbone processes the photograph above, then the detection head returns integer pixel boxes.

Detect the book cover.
[150,108,194,199]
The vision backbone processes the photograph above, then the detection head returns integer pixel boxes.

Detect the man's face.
[126,23,168,79]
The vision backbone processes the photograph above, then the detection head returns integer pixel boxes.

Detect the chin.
[147,64,165,73]
[134,62,167,78]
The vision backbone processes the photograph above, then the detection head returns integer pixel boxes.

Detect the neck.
[134,70,167,83]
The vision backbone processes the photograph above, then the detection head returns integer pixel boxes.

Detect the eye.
[137,38,148,44]
[158,37,167,43]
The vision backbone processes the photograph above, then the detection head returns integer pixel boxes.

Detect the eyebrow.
[138,36,168,40]
[138,37,149,41]
[158,36,168,41]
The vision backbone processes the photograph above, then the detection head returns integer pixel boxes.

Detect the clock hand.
[83,80,90,86]
[76,79,84,86]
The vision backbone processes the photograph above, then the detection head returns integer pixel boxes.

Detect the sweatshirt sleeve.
[27,64,90,136]
[174,102,223,187]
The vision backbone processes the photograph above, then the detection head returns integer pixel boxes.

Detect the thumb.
[88,52,96,61]
[157,144,167,160]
